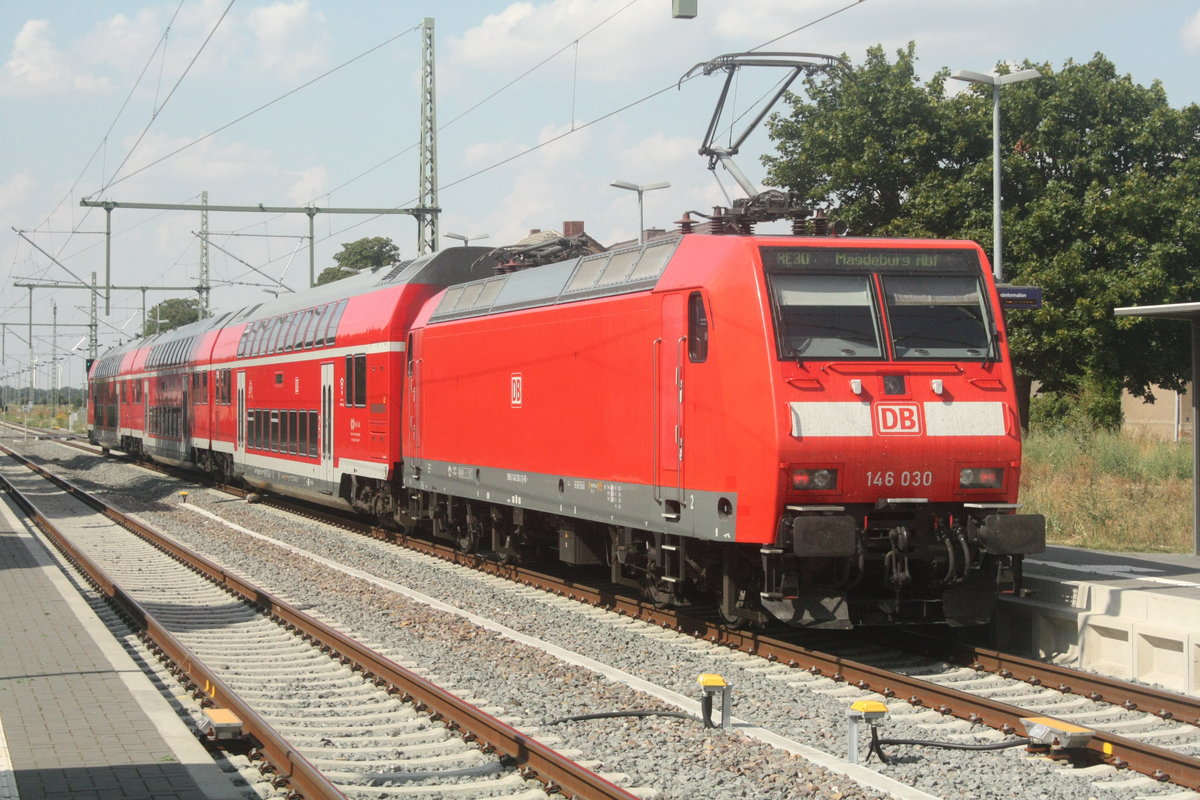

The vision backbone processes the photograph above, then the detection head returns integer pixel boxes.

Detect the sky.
[2,0,1200,390]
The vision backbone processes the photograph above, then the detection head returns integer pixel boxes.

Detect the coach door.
[655,293,686,519]
[320,362,335,490]
[235,371,246,458]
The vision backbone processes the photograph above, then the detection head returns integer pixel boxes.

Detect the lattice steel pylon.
[199,190,211,317]
[417,17,438,254]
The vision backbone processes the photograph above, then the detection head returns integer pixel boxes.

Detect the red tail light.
[791,467,838,491]
[959,467,1003,489]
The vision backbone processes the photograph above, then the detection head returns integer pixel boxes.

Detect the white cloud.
[446,0,707,84]
[464,138,518,167]
[0,172,35,212]
[1,19,110,95]
[288,165,328,205]
[83,9,163,76]
[113,130,278,189]
[1183,10,1200,51]
[246,0,330,78]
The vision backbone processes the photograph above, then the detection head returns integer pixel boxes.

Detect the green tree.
[143,297,201,336]
[316,236,401,285]
[764,45,1200,428]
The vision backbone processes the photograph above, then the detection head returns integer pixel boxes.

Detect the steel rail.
[889,630,1200,726]
[0,447,347,800]
[0,445,641,800]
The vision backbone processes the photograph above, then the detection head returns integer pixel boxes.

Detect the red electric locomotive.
[404,232,1043,628]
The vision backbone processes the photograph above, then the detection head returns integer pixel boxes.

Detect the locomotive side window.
[882,275,993,360]
[768,274,882,359]
[687,291,709,363]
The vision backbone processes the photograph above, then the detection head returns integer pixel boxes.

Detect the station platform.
[999,544,1200,696]
[0,497,246,800]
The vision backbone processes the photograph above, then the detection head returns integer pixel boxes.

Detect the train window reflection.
[882,275,992,360]
[769,274,882,359]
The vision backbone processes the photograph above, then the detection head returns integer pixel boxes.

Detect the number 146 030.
[866,470,933,488]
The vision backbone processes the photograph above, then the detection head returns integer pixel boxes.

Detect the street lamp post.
[951,68,1041,282]
[610,180,670,244]
[443,232,489,247]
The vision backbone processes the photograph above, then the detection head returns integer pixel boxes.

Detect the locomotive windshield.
[770,274,883,358]
[882,275,993,359]
[762,246,995,362]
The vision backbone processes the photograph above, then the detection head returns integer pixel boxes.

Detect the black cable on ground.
[868,726,1033,764]
[545,710,698,726]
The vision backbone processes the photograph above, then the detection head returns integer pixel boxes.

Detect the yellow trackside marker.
[850,700,888,716]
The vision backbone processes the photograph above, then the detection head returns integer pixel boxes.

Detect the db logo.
[874,403,922,435]
[511,373,523,408]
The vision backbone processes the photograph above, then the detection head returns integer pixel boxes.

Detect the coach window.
[260,318,275,354]
[687,291,709,363]
[345,354,367,407]
[271,317,288,354]
[307,411,318,457]
[306,305,327,348]
[255,320,270,355]
[354,354,366,407]
[247,321,263,356]
[288,312,305,350]
[324,299,349,345]
[258,318,274,355]
[297,309,316,350]
[243,322,257,356]
[287,313,302,351]
[281,314,296,352]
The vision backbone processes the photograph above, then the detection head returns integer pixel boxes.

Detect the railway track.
[14,426,1200,799]
[0,440,640,800]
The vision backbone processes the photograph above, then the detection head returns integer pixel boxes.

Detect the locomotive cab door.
[406,332,421,465]
[655,293,687,522]
[319,362,335,492]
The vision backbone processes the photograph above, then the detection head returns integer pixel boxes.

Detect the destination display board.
[761,247,982,273]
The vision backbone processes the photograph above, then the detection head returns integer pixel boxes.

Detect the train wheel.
[719,558,768,629]
[456,525,480,554]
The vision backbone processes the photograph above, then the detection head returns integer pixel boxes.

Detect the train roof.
[429,235,683,323]
[92,245,502,372]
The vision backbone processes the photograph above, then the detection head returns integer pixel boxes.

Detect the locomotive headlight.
[791,467,838,491]
[959,467,1003,489]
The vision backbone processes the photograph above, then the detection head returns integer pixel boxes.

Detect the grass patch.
[1020,428,1193,552]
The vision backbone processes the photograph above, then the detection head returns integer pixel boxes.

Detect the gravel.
[21,438,1197,800]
